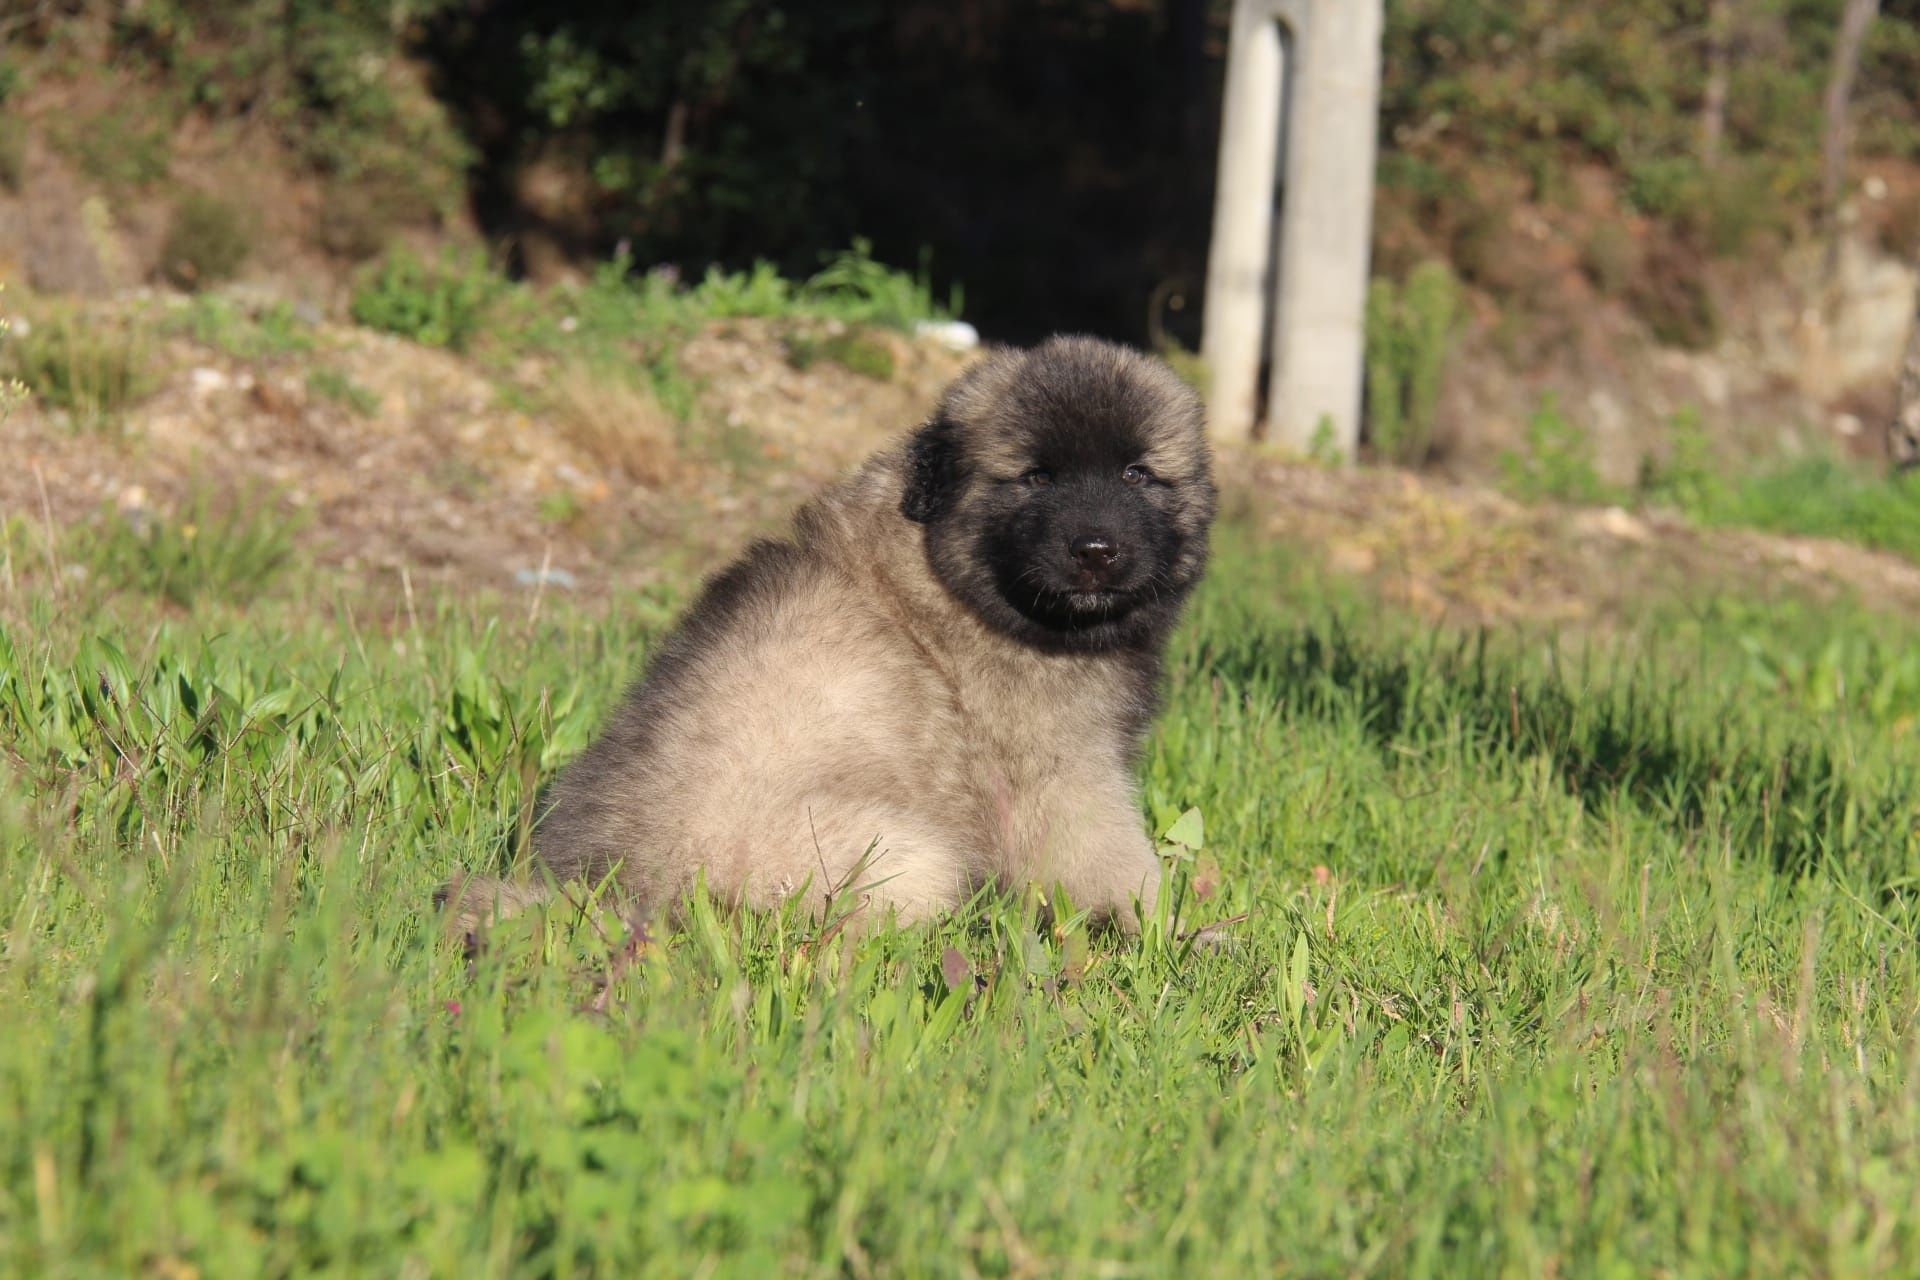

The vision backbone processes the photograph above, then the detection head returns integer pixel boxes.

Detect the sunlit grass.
[0,524,1916,1275]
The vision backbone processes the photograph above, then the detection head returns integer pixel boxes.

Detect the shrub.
[0,118,25,193]
[315,176,436,262]
[1498,393,1615,505]
[800,239,957,330]
[349,248,505,351]
[1637,405,1727,513]
[1629,236,1719,350]
[159,193,253,291]
[50,106,171,189]
[1364,261,1460,467]
[1580,223,1640,297]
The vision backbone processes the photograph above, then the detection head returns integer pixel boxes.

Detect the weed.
[1681,455,1920,565]
[1306,415,1344,466]
[78,483,305,606]
[782,327,896,381]
[543,361,679,486]
[1365,261,1460,467]
[172,295,313,360]
[536,489,587,526]
[304,366,379,417]
[3,306,154,429]
[0,117,25,192]
[798,239,957,330]
[0,289,25,422]
[158,193,252,291]
[350,247,505,352]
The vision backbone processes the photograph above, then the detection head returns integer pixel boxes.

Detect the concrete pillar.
[1200,4,1289,441]
[1200,0,1384,459]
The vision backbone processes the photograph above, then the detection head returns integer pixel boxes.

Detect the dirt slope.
[4,303,1917,629]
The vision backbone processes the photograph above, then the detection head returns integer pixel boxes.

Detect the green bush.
[159,193,253,291]
[799,239,957,331]
[1364,261,1460,467]
[1637,405,1727,514]
[1625,155,1705,222]
[1498,393,1615,505]
[48,106,171,189]
[349,248,505,351]
[112,0,471,230]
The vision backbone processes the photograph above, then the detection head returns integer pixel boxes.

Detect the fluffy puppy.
[443,335,1215,935]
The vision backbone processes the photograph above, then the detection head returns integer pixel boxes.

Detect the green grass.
[1,527,1917,1276]
[345,241,950,421]
[782,327,896,381]
[1497,402,1920,567]
[305,366,380,417]
[169,295,316,361]
[70,484,306,608]
[1676,456,1920,566]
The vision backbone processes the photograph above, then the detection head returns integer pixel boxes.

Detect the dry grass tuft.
[546,362,680,487]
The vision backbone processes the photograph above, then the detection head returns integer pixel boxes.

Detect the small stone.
[514,567,578,590]
[914,319,980,352]
[189,367,230,395]
[1595,506,1651,542]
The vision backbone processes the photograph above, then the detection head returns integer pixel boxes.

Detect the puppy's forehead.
[944,339,1200,475]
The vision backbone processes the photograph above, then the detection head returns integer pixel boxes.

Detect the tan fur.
[442,337,1213,940]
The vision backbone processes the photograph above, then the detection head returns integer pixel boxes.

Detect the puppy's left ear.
[900,419,959,524]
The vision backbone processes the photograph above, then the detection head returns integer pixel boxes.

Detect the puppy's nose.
[1070,534,1118,570]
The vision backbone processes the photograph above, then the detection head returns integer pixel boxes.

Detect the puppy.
[444,335,1215,936]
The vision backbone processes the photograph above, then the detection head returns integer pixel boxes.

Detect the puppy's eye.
[1022,469,1054,488]
[1122,464,1151,485]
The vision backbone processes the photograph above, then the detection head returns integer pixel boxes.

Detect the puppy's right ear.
[900,419,959,524]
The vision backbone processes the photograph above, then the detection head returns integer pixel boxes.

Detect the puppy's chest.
[946,660,1126,788]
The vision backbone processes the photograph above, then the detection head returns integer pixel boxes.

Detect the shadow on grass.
[1190,616,1916,882]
